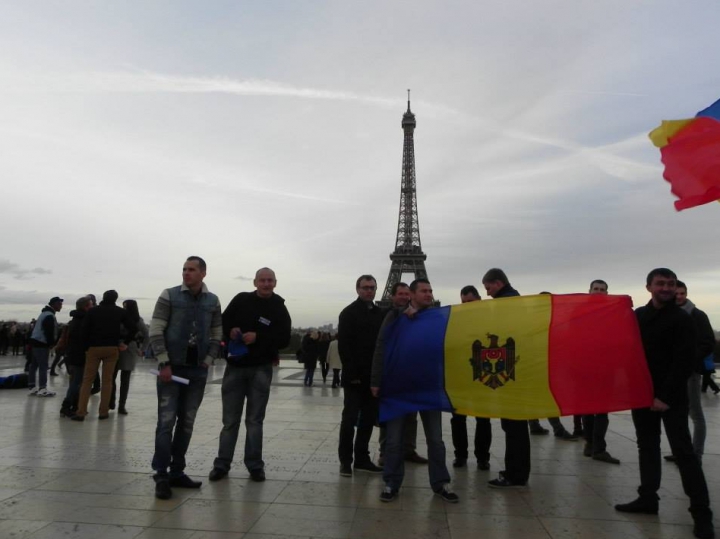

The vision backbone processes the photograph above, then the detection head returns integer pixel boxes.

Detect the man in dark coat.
[337,274,385,477]
[615,268,713,539]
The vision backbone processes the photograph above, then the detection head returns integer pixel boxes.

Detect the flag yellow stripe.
[444,295,560,419]
[648,119,694,148]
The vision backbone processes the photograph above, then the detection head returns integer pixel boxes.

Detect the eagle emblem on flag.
[469,333,518,390]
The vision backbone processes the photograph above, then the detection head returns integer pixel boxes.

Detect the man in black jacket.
[482,268,531,489]
[209,267,291,483]
[337,274,385,477]
[72,290,136,421]
[615,268,713,539]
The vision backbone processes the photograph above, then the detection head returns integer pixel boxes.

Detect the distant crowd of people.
[6,258,716,539]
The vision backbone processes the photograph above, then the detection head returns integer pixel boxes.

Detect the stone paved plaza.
[1,355,720,539]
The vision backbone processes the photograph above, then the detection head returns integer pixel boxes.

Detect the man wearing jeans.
[667,280,715,464]
[209,267,291,483]
[149,256,223,500]
[371,279,458,503]
[28,297,63,397]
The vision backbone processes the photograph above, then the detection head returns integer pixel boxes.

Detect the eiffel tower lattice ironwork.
[380,91,429,305]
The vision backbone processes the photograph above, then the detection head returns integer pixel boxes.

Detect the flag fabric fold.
[379,294,653,422]
[649,97,720,211]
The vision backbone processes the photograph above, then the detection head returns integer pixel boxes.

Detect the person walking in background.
[110,299,149,415]
[319,332,331,384]
[327,334,342,388]
[60,296,93,417]
[302,331,320,386]
[28,297,63,397]
[72,290,136,421]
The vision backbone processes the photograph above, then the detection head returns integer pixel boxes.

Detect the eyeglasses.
[359,286,377,291]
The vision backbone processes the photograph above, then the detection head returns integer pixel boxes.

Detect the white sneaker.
[36,388,56,397]
[28,387,38,396]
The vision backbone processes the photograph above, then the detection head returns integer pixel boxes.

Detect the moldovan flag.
[379,294,653,422]
[649,97,720,211]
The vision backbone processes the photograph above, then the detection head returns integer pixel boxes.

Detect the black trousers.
[582,413,609,454]
[501,418,530,484]
[450,414,491,462]
[701,373,719,393]
[632,405,711,515]
[110,367,131,408]
[338,385,378,465]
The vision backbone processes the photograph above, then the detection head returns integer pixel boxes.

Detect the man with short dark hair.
[73,290,136,421]
[451,286,493,470]
[666,280,715,464]
[28,297,63,397]
[615,268,713,539]
[209,267,291,483]
[149,256,223,500]
[337,274,385,477]
[482,269,530,489]
[371,278,458,503]
[581,280,620,464]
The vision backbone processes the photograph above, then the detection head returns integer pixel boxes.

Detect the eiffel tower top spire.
[379,91,429,305]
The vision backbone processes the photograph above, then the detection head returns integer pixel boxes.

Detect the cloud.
[0,259,53,280]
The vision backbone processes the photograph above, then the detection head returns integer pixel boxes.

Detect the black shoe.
[488,476,526,489]
[70,414,85,422]
[49,370,58,376]
[379,486,399,502]
[155,478,172,500]
[169,474,202,489]
[339,463,352,477]
[592,451,620,464]
[572,429,584,438]
[530,426,550,435]
[453,458,467,468]
[434,483,460,503]
[693,515,715,539]
[583,443,593,457]
[477,460,490,471]
[555,430,579,441]
[250,469,266,482]
[109,402,115,410]
[354,461,383,474]
[208,468,228,482]
[91,387,101,395]
[60,408,72,418]
[98,415,109,420]
[664,454,677,462]
[614,497,659,514]
[118,407,128,415]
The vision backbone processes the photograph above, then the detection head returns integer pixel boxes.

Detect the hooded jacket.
[222,291,292,367]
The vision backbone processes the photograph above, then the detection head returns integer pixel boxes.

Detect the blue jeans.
[687,372,706,459]
[62,363,84,411]
[214,363,273,472]
[152,365,208,477]
[29,347,49,389]
[383,410,450,491]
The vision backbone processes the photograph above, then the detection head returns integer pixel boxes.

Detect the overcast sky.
[2,1,720,328]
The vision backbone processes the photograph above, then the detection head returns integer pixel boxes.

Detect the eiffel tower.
[379,91,430,306]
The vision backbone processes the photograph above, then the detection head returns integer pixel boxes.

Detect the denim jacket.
[149,283,223,366]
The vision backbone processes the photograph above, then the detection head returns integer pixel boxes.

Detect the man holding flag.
[371,278,458,503]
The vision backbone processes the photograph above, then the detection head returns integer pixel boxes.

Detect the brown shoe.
[404,452,428,464]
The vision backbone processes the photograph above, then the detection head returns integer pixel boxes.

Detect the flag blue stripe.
[379,306,454,422]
